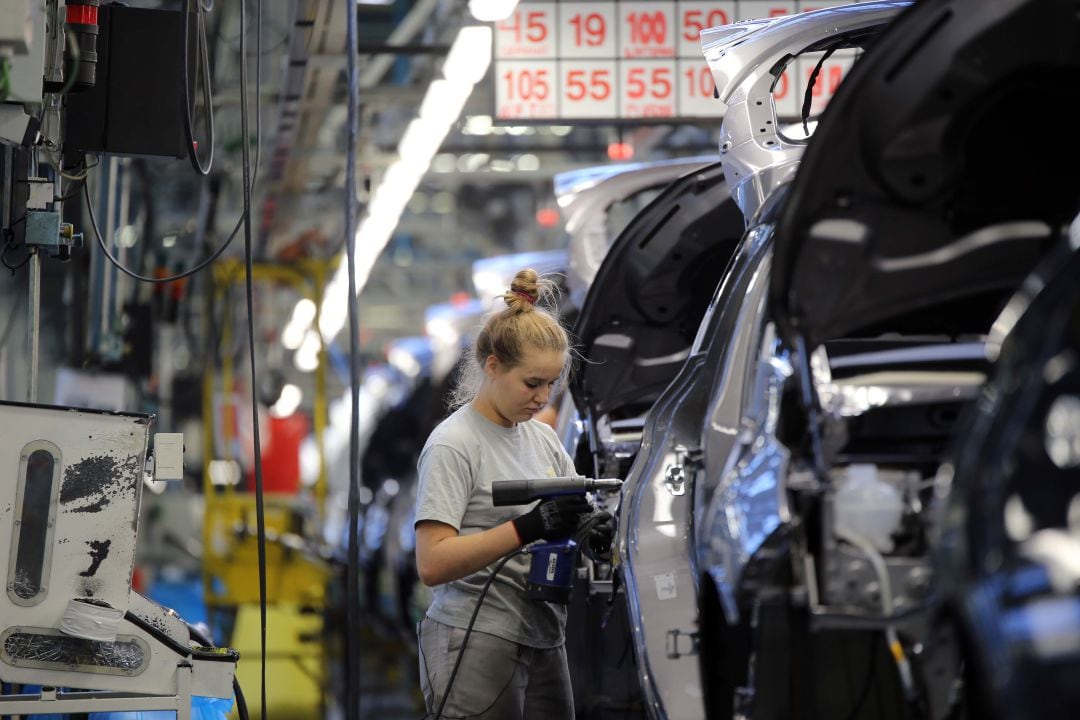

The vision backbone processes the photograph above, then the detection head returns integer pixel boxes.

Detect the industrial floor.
[228,604,424,719]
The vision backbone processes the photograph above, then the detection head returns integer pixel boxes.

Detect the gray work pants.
[418,617,575,719]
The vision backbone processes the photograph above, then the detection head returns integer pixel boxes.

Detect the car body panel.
[686,1,1080,716]
[934,244,1080,720]
[560,159,743,719]
[554,156,718,310]
[770,0,1080,348]
[617,217,777,719]
[702,1,910,222]
[569,162,742,423]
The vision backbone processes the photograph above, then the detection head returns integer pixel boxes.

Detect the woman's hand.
[511,494,592,545]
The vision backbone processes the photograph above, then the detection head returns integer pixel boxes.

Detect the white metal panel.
[0,402,151,631]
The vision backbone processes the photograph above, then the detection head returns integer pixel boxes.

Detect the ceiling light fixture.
[442,26,494,84]
[462,115,494,135]
[468,0,519,22]
[294,329,322,372]
[308,25,493,349]
[270,384,303,417]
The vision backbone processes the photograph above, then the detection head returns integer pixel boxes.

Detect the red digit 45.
[627,67,672,99]
[566,69,612,101]
[498,10,549,44]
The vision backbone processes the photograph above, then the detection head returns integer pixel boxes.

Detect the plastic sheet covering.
[89,695,234,720]
[2,628,147,674]
[61,598,126,642]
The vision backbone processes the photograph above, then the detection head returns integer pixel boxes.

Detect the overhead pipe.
[358,0,442,89]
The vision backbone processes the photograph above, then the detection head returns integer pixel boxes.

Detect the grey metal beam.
[358,0,443,89]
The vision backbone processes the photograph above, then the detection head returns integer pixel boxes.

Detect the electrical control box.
[65,5,187,158]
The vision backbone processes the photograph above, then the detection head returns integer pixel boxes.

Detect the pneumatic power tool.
[492,476,622,603]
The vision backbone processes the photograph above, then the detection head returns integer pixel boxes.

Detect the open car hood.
[569,161,744,420]
[554,156,717,309]
[770,0,1080,349]
[702,1,910,222]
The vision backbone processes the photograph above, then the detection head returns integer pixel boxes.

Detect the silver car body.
[619,221,773,720]
[554,156,717,309]
[567,154,742,720]
[703,1,910,221]
[612,6,912,718]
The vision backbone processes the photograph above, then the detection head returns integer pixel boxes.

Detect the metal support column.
[26,251,40,403]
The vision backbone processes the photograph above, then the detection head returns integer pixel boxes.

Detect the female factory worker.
[414,268,592,719]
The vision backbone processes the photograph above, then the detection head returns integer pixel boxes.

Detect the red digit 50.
[682,9,729,41]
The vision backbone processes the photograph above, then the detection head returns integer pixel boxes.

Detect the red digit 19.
[569,12,606,47]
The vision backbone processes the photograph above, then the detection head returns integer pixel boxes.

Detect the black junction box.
[66,4,187,158]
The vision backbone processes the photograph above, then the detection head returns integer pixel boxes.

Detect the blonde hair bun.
[448,267,573,409]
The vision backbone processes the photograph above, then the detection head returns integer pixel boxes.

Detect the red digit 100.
[566,69,612,101]
[684,66,715,97]
[569,12,606,47]
[682,9,729,41]
[626,11,667,45]
[502,69,551,100]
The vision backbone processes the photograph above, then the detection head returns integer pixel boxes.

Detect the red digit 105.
[682,9,729,41]
[627,11,667,45]
[566,69,612,100]
[684,66,715,97]
[502,69,551,100]
[569,12,606,46]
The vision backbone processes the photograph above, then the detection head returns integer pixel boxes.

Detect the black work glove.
[582,512,614,562]
[512,494,592,545]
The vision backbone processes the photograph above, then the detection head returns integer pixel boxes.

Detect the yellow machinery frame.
[200,259,336,607]
[199,259,339,719]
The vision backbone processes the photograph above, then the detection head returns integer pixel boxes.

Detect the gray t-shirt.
[415,403,576,648]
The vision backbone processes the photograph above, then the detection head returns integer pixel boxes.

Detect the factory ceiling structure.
[3,1,1080,719]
